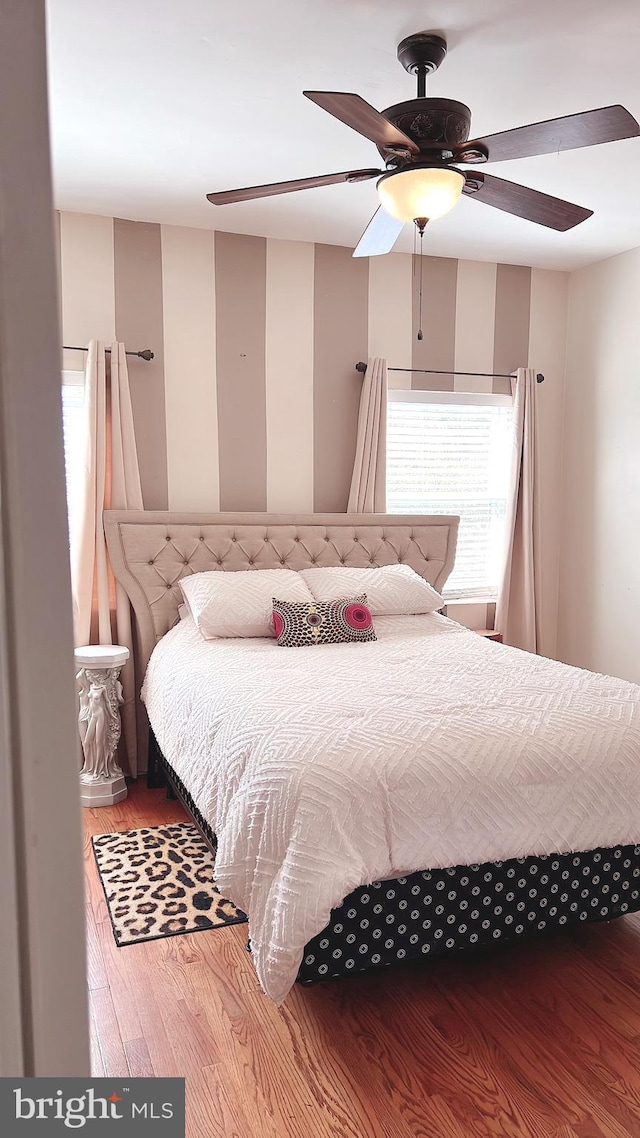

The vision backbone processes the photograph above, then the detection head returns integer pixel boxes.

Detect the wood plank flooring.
[84,781,640,1138]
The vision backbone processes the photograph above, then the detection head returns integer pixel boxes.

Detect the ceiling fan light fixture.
[377,165,465,223]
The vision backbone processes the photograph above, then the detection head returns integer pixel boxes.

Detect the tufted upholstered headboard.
[104,511,459,677]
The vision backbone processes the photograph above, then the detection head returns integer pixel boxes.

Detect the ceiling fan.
[207,31,640,257]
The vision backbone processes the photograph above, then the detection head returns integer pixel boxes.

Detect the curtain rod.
[63,345,155,361]
[355,361,544,383]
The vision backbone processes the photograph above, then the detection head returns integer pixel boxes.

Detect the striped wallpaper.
[58,210,556,513]
[58,211,568,651]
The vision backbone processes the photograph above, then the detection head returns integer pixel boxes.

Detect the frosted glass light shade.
[377,166,465,223]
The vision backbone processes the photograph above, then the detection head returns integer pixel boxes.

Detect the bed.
[104,510,640,1004]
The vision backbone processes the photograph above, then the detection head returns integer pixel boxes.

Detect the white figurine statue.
[76,669,91,749]
[83,683,109,778]
[78,667,125,783]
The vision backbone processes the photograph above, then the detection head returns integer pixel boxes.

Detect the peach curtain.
[70,341,143,775]
[495,367,540,653]
[347,357,388,512]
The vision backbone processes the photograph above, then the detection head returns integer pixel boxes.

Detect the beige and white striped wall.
[58,211,568,653]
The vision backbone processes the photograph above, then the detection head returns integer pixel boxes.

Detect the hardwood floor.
[84,781,640,1138]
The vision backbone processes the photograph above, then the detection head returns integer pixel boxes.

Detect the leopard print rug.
[92,823,247,946]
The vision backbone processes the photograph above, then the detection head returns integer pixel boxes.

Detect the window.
[386,390,513,601]
[61,370,85,540]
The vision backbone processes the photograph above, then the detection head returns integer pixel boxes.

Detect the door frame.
[0,0,90,1076]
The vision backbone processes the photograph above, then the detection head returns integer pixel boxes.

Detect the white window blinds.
[386,392,513,601]
[61,374,85,541]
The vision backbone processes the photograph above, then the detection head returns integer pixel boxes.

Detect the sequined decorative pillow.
[272,594,376,648]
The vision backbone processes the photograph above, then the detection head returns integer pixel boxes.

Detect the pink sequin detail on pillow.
[344,601,373,630]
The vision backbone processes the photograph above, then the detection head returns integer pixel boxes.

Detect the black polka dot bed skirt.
[296,844,640,984]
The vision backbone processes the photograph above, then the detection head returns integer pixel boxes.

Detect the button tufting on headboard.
[104,511,459,686]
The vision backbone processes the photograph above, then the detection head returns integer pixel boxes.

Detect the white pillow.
[299,564,443,616]
[179,569,314,639]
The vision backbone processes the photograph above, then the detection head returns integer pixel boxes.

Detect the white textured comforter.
[142,613,640,1003]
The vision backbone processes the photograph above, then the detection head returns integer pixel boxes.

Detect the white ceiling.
[46,0,640,270]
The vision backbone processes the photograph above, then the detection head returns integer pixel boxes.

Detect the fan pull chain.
[415,218,427,341]
[417,241,423,341]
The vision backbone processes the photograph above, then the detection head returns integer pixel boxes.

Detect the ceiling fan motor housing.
[379,98,471,161]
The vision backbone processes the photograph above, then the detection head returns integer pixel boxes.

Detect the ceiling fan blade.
[304,91,419,153]
[207,168,381,205]
[466,105,640,163]
[463,171,592,231]
[353,207,404,258]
